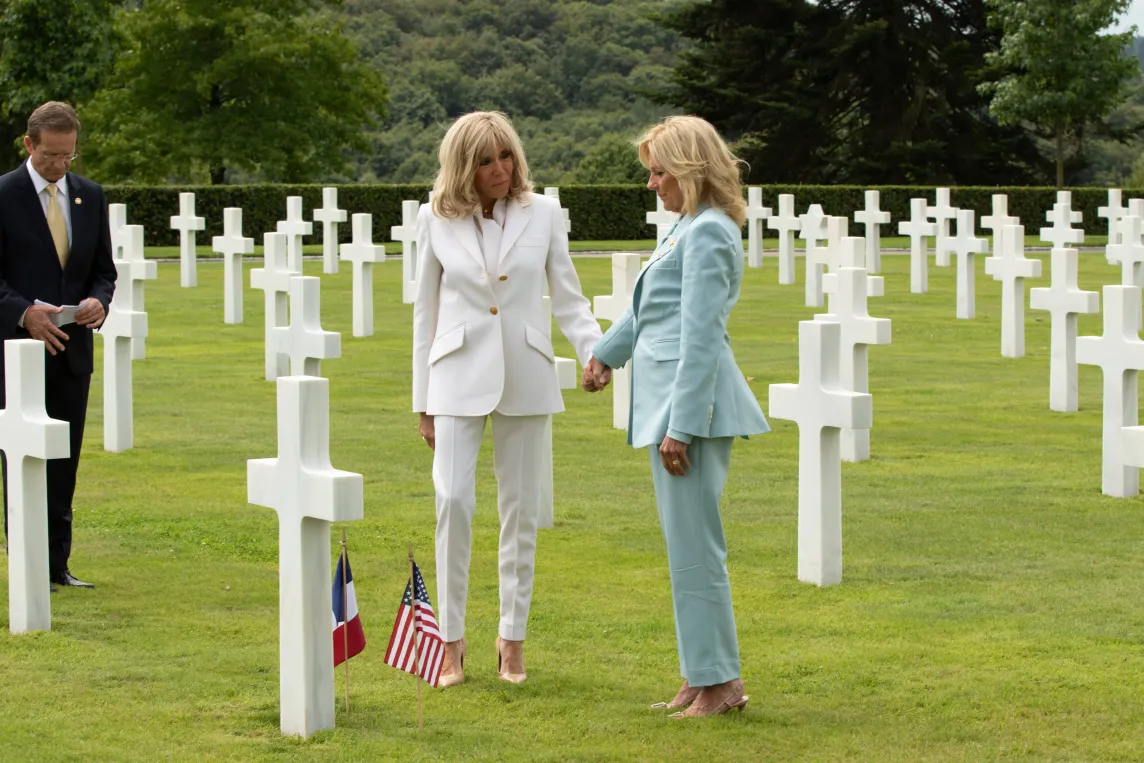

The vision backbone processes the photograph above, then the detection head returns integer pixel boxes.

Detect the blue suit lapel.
[65,172,87,274]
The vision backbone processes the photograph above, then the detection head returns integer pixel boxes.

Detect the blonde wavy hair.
[431,111,534,219]
[636,116,747,226]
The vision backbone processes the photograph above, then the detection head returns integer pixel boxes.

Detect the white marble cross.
[981,194,1017,259]
[247,375,363,738]
[277,196,313,274]
[928,187,958,267]
[544,187,572,234]
[170,192,205,288]
[769,320,872,587]
[251,232,300,381]
[746,187,771,269]
[270,276,341,378]
[1098,189,1126,247]
[948,209,987,319]
[1030,247,1099,412]
[766,193,800,285]
[339,213,386,338]
[647,196,680,245]
[899,198,937,294]
[1,340,69,634]
[313,187,347,276]
[821,216,849,273]
[109,203,128,261]
[824,228,884,305]
[1076,285,1144,497]
[799,204,829,307]
[1106,214,1144,289]
[593,253,642,430]
[100,257,148,453]
[984,224,1042,357]
[119,225,157,360]
[817,238,890,463]
[537,275,578,531]
[1041,195,1084,252]
[391,200,419,305]
[212,208,255,325]
[853,190,890,274]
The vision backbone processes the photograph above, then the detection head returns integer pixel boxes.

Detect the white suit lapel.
[498,197,532,267]
[448,215,485,270]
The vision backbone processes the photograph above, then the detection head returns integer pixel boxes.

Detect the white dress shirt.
[473,198,506,275]
[26,160,73,247]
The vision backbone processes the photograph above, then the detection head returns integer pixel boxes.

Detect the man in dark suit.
[0,101,117,589]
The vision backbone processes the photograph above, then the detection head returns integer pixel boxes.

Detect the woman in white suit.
[413,111,603,687]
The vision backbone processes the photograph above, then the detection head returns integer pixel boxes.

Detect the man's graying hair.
[27,102,80,145]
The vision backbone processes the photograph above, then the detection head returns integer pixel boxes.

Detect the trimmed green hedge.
[104,183,1134,246]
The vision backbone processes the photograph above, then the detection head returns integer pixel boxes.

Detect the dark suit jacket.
[0,163,117,377]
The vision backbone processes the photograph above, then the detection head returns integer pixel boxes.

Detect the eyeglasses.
[40,152,77,162]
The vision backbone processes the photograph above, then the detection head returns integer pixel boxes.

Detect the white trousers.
[433,411,547,642]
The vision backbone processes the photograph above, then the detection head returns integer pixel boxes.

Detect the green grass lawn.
[146,233,1115,261]
[1,252,1143,762]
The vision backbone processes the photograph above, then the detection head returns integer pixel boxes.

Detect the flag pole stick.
[341,527,351,713]
[409,541,423,730]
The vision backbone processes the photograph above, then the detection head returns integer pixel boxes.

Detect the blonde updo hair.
[431,111,534,219]
[636,116,746,226]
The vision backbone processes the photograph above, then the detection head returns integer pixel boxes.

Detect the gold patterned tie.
[46,183,69,268]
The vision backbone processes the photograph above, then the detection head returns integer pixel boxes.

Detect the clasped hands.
[23,298,105,356]
[581,356,611,392]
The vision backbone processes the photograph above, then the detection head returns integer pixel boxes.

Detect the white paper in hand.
[34,299,80,327]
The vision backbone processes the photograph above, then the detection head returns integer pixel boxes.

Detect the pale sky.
[1109,1,1144,34]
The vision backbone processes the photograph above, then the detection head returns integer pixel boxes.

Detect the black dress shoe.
[52,571,94,589]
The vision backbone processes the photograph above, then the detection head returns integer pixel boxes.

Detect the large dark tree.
[657,0,1048,185]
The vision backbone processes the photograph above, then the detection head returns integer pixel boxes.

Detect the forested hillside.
[341,0,680,185]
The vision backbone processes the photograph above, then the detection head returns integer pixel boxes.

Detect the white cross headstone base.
[1031,248,1099,413]
[247,375,363,738]
[251,233,300,381]
[170,192,205,288]
[119,225,157,360]
[767,194,800,285]
[391,200,419,305]
[269,276,341,378]
[314,187,348,275]
[746,187,771,269]
[340,214,386,338]
[899,198,937,294]
[768,320,872,586]
[1076,286,1144,497]
[212,208,255,325]
[1,340,69,634]
[100,278,147,453]
[277,196,313,274]
[593,253,642,430]
[985,225,1042,358]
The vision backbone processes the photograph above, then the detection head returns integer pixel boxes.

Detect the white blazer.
[412,192,601,417]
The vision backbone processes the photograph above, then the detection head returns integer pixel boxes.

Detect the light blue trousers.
[648,436,741,687]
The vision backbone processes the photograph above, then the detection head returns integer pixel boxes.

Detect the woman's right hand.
[418,413,435,451]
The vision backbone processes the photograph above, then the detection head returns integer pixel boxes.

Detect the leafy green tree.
[84,0,386,184]
[0,0,119,170]
[657,0,1046,185]
[981,0,1139,187]
[572,133,648,183]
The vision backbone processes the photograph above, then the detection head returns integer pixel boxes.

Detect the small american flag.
[383,561,444,687]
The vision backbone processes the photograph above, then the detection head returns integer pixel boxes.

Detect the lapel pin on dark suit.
[74,197,82,205]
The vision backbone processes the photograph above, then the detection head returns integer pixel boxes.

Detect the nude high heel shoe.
[651,679,700,710]
[495,636,527,684]
[670,678,749,718]
[437,638,467,688]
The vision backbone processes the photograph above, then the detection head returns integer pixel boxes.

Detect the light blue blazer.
[593,205,770,448]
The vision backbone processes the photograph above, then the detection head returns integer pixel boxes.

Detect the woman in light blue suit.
[585,116,769,718]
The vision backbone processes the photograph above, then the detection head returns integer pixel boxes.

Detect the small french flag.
[332,552,366,667]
